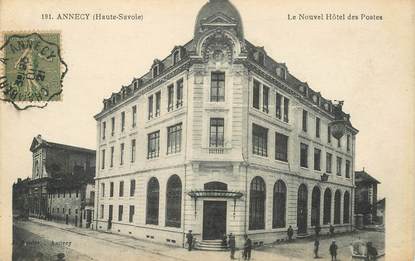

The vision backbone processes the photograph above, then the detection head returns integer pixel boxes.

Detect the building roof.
[194,0,243,40]
[355,170,381,184]
[94,0,357,133]
[30,135,95,154]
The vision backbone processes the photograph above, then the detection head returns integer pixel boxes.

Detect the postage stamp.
[0,32,67,109]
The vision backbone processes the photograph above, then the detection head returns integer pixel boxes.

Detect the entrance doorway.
[203,201,226,240]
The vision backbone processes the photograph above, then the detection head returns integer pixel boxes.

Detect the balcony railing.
[203,147,231,155]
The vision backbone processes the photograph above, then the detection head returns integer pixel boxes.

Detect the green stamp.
[0,32,68,109]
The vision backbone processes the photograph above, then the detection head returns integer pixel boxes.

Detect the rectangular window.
[132,105,137,127]
[316,117,320,138]
[121,111,125,132]
[326,153,332,173]
[283,97,289,123]
[211,72,225,102]
[314,148,321,171]
[102,122,106,140]
[337,137,341,148]
[275,132,288,162]
[101,149,105,169]
[262,85,269,113]
[100,205,104,219]
[76,190,79,198]
[300,143,308,168]
[130,180,136,197]
[69,209,71,215]
[275,93,282,119]
[210,118,224,147]
[101,183,105,197]
[120,143,124,165]
[167,84,174,111]
[253,80,260,109]
[129,205,135,223]
[176,79,183,108]
[337,157,342,176]
[347,135,351,151]
[119,181,124,197]
[131,139,136,163]
[346,160,351,178]
[147,131,160,159]
[110,146,114,167]
[118,205,123,221]
[252,124,268,157]
[167,123,182,154]
[110,182,114,197]
[148,95,153,120]
[155,91,161,117]
[302,110,308,132]
[328,126,332,143]
[111,117,115,136]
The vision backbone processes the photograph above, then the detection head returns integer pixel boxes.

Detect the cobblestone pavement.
[13,219,384,261]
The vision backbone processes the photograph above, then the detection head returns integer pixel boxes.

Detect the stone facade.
[27,135,96,228]
[93,0,358,248]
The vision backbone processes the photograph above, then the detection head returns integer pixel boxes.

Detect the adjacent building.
[27,135,96,228]
[93,0,358,248]
[355,169,380,225]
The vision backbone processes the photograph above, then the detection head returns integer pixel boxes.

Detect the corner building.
[94,0,358,248]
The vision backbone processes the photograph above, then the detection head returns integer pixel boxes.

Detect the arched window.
[165,175,182,228]
[146,177,159,225]
[273,180,286,228]
[204,181,227,191]
[334,190,341,224]
[311,186,321,227]
[323,188,332,224]
[343,191,350,224]
[249,176,266,230]
[297,184,308,234]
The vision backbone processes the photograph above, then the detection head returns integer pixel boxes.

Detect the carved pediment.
[202,12,237,26]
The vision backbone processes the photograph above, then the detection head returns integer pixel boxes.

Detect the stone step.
[195,240,228,251]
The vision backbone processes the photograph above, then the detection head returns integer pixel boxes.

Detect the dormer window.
[173,50,180,65]
[276,67,287,79]
[257,51,265,66]
[153,65,159,78]
[133,81,138,90]
[112,96,116,104]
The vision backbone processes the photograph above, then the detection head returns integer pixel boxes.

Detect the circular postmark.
[0,32,68,110]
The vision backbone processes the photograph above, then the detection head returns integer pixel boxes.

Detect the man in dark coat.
[186,230,194,251]
[243,234,252,260]
[287,225,294,241]
[228,233,236,259]
[329,240,338,261]
[315,225,321,237]
[314,238,320,258]
[329,224,335,237]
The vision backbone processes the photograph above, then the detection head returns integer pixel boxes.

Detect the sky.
[0,0,414,251]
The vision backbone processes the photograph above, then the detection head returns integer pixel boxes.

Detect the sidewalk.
[27,218,305,261]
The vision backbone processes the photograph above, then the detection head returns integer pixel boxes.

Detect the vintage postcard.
[0,0,414,260]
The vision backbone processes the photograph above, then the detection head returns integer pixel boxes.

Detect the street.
[13,219,385,261]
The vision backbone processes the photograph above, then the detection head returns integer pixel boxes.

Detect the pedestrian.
[329,224,335,237]
[243,234,252,260]
[228,233,236,259]
[315,225,321,237]
[186,230,194,251]
[314,238,320,258]
[222,233,228,248]
[287,225,294,241]
[329,240,338,261]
